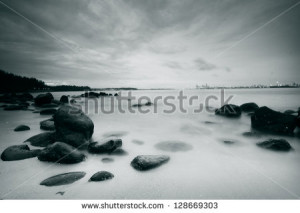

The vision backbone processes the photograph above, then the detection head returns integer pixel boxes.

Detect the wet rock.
[40,172,86,186]
[155,141,193,152]
[240,102,259,112]
[114,93,119,96]
[215,104,242,117]
[256,139,292,151]
[1,144,41,161]
[101,157,114,163]
[60,95,69,104]
[251,106,297,135]
[88,138,122,154]
[54,105,94,148]
[14,125,30,131]
[24,132,56,147]
[131,155,170,171]
[132,139,144,145]
[99,92,109,96]
[4,105,25,111]
[40,119,55,131]
[89,171,114,182]
[40,108,57,115]
[109,148,128,156]
[38,142,86,164]
[284,110,297,115]
[39,103,59,108]
[34,93,54,106]
[33,110,40,113]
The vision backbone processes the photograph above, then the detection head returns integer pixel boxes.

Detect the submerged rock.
[38,142,86,164]
[240,102,259,112]
[256,139,292,151]
[155,141,193,152]
[223,140,236,145]
[101,157,114,163]
[40,109,57,115]
[109,148,128,156]
[89,171,114,182]
[251,106,297,135]
[34,93,54,106]
[24,132,56,147]
[40,172,86,186]
[88,138,122,154]
[1,144,40,161]
[215,104,242,117]
[131,155,170,171]
[14,125,30,131]
[54,105,94,148]
[39,103,58,108]
[40,119,55,131]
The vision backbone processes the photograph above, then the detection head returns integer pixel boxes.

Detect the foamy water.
[0,88,300,199]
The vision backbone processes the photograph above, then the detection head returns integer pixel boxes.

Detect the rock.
[155,141,193,152]
[34,93,54,106]
[40,108,57,115]
[131,155,170,171]
[38,142,86,164]
[4,105,25,111]
[223,140,236,144]
[40,119,55,131]
[240,102,259,112]
[24,132,56,147]
[39,103,59,108]
[215,104,242,117]
[242,131,262,138]
[297,116,300,128]
[1,144,41,161]
[14,125,30,131]
[101,157,114,163]
[99,92,109,96]
[89,171,114,182]
[40,172,86,186]
[33,110,40,113]
[60,95,69,104]
[88,138,122,154]
[114,93,119,96]
[109,148,128,156]
[70,99,76,104]
[256,139,292,151]
[132,139,144,145]
[53,105,94,148]
[204,121,216,124]
[284,110,297,115]
[56,191,65,196]
[251,106,297,135]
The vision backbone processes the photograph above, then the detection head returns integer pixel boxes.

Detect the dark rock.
[39,103,59,108]
[251,106,297,135]
[51,100,61,105]
[215,104,242,117]
[131,155,170,171]
[38,142,86,164]
[83,92,99,98]
[204,121,216,124]
[101,157,114,163]
[109,148,128,156]
[114,93,119,96]
[256,139,292,151]
[33,110,40,113]
[88,138,122,154]
[40,172,86,186]
[132,139,144,145]
[247,112,255,117]
[0,104,8,108]
[240,102,259,112]
[60,95,69,104]
[14,125,30,131]
[4,105,25,111]
[223,140,236,144]
[297,116,300,128]
[155,141,193,152]
[70,99,76,104]
[99,92,109,96]
[89,171,114,182]
[242,131,262,138]
[53,105,94,148]
[40,108,57,115]
[24,132,56,147]
[34,93,54,106]
[1,144,41,161]
[40,119,55,131]
[284,110,297,115]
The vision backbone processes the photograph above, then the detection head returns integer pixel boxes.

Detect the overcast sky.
[0,0,299,88]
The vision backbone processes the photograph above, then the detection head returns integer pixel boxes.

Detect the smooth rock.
[40,172,86,186]
[215,104,242,117]
[88,138,122,154]
[240,102,259,112]
[256,139,292,151]
[34,93,54,106]
[1,144,41,161]
[89,171,114,182]
[40,119,55,131]
[24,132,56,147]
[131,155,170,171]
[39,103,58,108]
[109,148,128,156]
[60,95,69,104]
[40,108,57,115]
[14,125,30,131]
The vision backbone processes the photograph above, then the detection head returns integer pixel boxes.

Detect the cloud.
[194,58,216,71]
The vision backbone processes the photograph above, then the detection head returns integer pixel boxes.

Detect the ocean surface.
[0,88,300,199]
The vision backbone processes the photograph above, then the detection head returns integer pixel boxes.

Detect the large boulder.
[40,108,57,115]
[131,155,170,171]
[38,142,86,164]
[14,125,30,131]
[89,171,114,182]
[251,106,297,135]
[88,138,122,154]
[1,144,41,161]
[40,172,86,186]
[256,139,292,151]
[40,119,55,131]
[60,95,69,104]
[215,104,241,117]
[53,106,94,148]
[34,93,54,106]
[24,132,56,147]
[240,102,259,112]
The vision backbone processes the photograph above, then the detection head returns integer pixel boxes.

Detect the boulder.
[60,95,69,104]
[34,93,54,106]
[40,119,55,131]
[284,110,297,115]
[240,102,259,112]
[251,106,297,135]
[24,132,56,147]
[215,104,242,117]
[256,139,292,151]
[38,142,86,164]
[53,106,94,148]
[40,172,86,186]
[14,125,30,131]
[89,171,114,182]
[88,138,122,154]
[131,155,170,171]
[1,144,41,161]
[40,109,57,115]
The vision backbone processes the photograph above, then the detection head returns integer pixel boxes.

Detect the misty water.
[0,88,300,199]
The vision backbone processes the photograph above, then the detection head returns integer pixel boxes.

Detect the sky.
[0,0,299,88]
